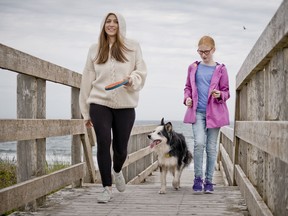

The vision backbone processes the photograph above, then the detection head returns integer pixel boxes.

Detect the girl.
[183,36,230,193]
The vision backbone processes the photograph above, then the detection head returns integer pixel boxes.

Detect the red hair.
[198,36,215,48]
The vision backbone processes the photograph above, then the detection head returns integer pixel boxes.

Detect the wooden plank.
[219,144,233,186]
[0,43,81,88]
[220,126,234,142]
[10,169,249,216]
[71,87,82,187]
[0,163,85,215]
[236,0,288,90]
[265,53,287,121]
[35,78,47,206]
[80,134,97,183]
[16,74,38,210]
[235,165,273,216]
[130,125,156,136]
[232,90,240,186]
[235,121,288,163]
[127,161,157,184]
[219,161,229,186]
[86,127,96,146]
[0,119,85,142]
[123,146,153,168]
[16,74,37,184]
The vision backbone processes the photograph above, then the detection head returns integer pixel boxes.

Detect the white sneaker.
[97,187,112,203]
[113,169,126,192]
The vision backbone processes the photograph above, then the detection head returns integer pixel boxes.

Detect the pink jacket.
[183,61,230,128]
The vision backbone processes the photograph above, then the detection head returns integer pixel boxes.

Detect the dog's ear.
[164,122,173,133]
[160,118,165,125]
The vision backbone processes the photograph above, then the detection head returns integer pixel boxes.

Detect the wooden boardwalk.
[10,164,250,216]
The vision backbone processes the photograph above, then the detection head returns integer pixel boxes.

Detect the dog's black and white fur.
[148,118,192,194]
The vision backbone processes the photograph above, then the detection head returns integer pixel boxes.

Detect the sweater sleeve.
[126,42,147,91]
[79,45,96,120]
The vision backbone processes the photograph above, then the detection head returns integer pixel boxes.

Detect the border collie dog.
[148,118,192,194]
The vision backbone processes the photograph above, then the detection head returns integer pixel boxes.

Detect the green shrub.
[0,156,70,189]
[0,157,17,189]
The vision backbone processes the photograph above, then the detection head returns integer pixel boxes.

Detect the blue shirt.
[195,64,216,112]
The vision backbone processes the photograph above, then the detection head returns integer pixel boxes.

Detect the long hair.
[95,13,131,64]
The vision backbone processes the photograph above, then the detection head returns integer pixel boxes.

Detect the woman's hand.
[124,77,132,87]
[185,97,193,107]
[84,120,93,128]
[211,89,221,98]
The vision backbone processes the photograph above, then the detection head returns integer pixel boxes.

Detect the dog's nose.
[147,134,151,139]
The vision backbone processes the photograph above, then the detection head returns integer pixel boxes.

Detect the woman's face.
[105,14,118,38]
[197,44,215,63]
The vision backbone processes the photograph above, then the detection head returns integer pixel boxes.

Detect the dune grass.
[0,155,70,189]
[0,157,17,189]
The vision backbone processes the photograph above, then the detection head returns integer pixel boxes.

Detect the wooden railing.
[0,43,156,214]
[218,1,288,216]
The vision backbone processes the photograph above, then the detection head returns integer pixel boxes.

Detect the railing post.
[71,87,82,187]
[232,90,240,186]
[17,74,47,210]
[35,78,46,206]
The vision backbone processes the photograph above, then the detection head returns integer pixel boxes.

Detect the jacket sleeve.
[126,42,147,92]
[79,45,96,120]
[183,64,193,104]
[218,65,230,103]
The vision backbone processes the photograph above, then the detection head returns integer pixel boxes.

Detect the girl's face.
[197,44,215,64]
[105,14,118,38]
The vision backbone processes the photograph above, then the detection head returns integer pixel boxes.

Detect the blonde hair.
[198,36,215,48]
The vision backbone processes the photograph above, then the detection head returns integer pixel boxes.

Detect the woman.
[183,36,230,194]
[79,12,147,203]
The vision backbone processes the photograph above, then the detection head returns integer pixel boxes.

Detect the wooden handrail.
[0,163,85,214]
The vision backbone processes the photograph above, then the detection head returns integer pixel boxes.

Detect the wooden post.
[80,133,97,183]
[17,74,46,210]
[35,78,46,206]
[232,90,240,186]
[71,87,82,187]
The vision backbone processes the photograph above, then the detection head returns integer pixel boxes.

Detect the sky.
[0,0,284,121]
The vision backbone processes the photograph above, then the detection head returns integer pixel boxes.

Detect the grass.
[0,155,70,189]
[46,160,71,173]
[0,156,70,215]
[0,157,17,189]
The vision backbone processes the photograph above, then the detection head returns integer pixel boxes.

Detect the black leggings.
[89,104,135,187]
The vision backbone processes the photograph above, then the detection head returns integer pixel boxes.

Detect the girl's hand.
[185,97,193,107]
[84,120,93,128]
[211,89,221,98]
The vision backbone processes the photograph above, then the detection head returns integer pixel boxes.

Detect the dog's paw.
[159,189,166,194]
[172,180,179,189]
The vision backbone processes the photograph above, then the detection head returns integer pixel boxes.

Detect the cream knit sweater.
[79,13,147,120]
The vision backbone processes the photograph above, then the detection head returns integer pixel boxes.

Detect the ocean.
[0,120,194,165]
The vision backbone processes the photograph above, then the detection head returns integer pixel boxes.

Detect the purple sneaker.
[204,179,215,194]
[192,177,203,193]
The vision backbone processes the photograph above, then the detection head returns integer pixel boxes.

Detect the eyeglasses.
[197,48,213,55]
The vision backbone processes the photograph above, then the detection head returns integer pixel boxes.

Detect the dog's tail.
[183,150,193,166]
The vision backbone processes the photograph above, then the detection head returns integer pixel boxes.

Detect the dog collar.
[165,153,171,158]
